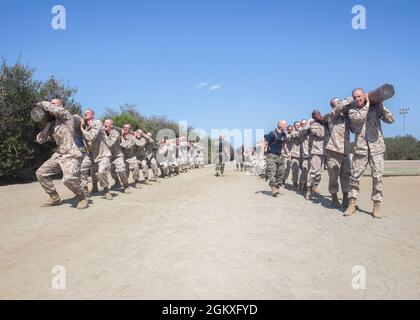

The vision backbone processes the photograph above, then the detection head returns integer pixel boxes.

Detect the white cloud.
[195,82,208,89]
[209,84,222,92]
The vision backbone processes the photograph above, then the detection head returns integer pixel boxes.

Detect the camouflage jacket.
[104,129,124,158]
[81,119,111,163]
[286,131,302,158]
[120,133,137,159]
[324,112,351,155]
[135,136,148,159]
[36,102,82,159]
[300,126,311,158]
[309,122,329,156]
[348,101,395,156]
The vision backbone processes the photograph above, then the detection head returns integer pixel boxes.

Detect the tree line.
[0,60,418,184]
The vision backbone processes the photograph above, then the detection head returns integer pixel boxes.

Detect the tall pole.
[399,108,410,136]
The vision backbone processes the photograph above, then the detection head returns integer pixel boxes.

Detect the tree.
[0,60,83,184]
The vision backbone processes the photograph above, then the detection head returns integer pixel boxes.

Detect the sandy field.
[0,165,419,300]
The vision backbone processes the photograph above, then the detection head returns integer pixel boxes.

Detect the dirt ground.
[0,165,419,300]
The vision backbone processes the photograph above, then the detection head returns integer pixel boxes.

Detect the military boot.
[331,194,341,208]
[271,186,280,197]
[134,180,142,189]
[344,198,357,217]
[143,179,151,186]
[76,193,88,210]
[83,186,90,198]
[305,187,314,200]
[292,182,298,191]
[91,183,99,194]
[111,181,121,190]
[42,192,61,207]
[342,192,349,209]
[103,187,113,200]
[372,201,382,219]
[123,185,131,194]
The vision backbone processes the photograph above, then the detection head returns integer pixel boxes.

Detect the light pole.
[399,108,410,136]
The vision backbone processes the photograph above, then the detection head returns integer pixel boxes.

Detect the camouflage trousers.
[139,157,159,179]
[283,157,291,182]
[299,158,309,185]
[326,150,351,195]
[36,155,84,196]
[110,155,129,187]
[266,153,286,188]
[81,153,111,189]
[307,154,325,189]
[125,156,140,182]
[349,153,385,203]
[290,157,300,183]
[215,155,225,175]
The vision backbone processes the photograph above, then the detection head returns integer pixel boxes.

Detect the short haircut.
[352,88,365,95]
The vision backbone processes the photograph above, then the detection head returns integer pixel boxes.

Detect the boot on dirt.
[42,192,61,207]
[292,182,298,191]
[91,183,99,194]
[344,198,357,217]
[76,193,88,210]
[305,187,314,200]
[123,185,131,194]
[331,194,342,209]
[103,187,113,200]
[372,201,382,219]
[271,186,280,197]
[134,180,142,189]
[83,186,90,198]
[111,181,121,190]
[142,179,151,186]
[342,192,349,209]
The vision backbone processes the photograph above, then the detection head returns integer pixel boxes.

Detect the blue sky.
[1,0,419,141]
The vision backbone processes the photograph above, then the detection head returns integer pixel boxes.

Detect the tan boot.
[104,188,113,200]
[123,185,131,194]
[372,201,382,219]
[331,194,342,208]
[83,187,90,198]
[143,179,151,186]
[344,198,357,217]
[76,193,88,210]
[134,180,142,189]
[91,183,99,194]
[305,187,315,200]
[42,192,61,207]
[342,192,349,209]
[271,186,279,197]
[111,181,121,189]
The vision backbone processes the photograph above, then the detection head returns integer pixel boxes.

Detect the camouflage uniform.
[121,133,140,182]
[324,111,351,195]
[287,130,302,184]
[213,140,230,175]
[299,127,310,186]
[265,130,287,188]
[135,136,150,180]
[282,135,294,183]
[145,140,160,179]
[347,101,395,203]
[104,129,129,187]
[307,122,328,189]
[80,120,111,189]
[35,102,84,196]
[157,142,170,176]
